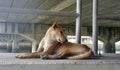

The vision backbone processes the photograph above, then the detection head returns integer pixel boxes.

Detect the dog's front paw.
[15,54,28,59]
[40,54,48,59]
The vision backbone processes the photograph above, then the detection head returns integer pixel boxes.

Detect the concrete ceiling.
[0,0,120,27]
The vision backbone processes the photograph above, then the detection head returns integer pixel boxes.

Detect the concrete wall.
[34,24,77,42]
[35,24,50,41]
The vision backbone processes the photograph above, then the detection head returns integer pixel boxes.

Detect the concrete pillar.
[15,23,18,33]
[104,40,116,53]
[0,23,5,33]
[75,0,82,44]
[92,0,98,55]
[7,23,12,33]
[12,41,19,53]
[7,41,12,52]
[32,41,38,53]
[103,29,116,53]
[32,24,35,34]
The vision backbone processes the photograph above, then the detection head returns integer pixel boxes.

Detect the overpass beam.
[0,7,78,17]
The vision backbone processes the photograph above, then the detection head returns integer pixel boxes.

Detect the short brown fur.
[16,20,93,60]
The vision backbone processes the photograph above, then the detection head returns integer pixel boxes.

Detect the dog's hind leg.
[41,51,68,59]
[66,50,93,60]
[41,54,62,59]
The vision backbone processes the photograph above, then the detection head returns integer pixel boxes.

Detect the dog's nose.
[65,38,68,42]
[62,38,68,43]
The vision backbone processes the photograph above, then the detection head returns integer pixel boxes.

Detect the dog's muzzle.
[60,38,68,43]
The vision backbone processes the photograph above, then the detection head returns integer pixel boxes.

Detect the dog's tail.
[67,50,94,60]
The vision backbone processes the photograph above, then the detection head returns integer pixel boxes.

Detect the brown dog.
[16,20,93,59]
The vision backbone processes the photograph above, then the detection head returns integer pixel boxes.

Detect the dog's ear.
[52,19,58,29]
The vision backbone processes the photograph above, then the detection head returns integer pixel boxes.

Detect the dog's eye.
[60,31,63,34]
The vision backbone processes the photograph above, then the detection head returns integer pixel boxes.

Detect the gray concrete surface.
[0,53,120,70]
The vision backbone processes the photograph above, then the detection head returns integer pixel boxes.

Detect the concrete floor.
[0,53,120,64]
[0,53,120,70]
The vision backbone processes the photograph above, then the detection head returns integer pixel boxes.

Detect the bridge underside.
[0,0,120,54]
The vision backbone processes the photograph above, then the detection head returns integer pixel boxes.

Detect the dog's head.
[45,20,67,43]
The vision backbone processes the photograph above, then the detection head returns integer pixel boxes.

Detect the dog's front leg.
[16,52,42,58]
